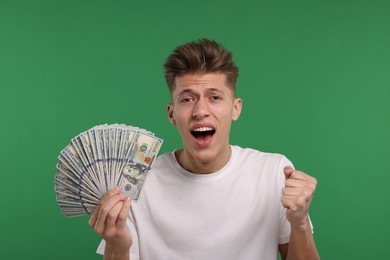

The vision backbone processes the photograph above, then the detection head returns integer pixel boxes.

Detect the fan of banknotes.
[54,124,163,217]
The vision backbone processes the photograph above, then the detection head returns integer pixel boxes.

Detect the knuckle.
[117,213,127,222]
[309,183,317,193]
[304,190,312,199]
[88,219,94,228]
[107,211,118,220]
[102,188,118,199]
[98,200,105,207]
[297,197,305,206]
[108,188,118,195]
[100,205,110,215]
[94,226,104,236]
[281,197,288,207]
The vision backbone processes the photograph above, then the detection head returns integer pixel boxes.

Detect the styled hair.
[163,39,239,95]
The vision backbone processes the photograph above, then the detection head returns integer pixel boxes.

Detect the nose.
[192,98,210,118]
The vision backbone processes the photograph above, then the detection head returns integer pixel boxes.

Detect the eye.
[210,95,222,101]
[180,97,194,103]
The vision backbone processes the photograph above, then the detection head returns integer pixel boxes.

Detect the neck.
[175,146,232,174]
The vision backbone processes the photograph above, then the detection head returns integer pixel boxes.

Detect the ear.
[232,98,242,121]
[167,103,176,125]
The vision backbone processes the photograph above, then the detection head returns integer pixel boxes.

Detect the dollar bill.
[118,132,163,200]
[54,124,163,217]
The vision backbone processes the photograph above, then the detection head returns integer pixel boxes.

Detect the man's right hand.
[89,187,132,258]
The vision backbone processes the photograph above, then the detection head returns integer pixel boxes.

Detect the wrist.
[105,243,130,260]
[290,216,311,231]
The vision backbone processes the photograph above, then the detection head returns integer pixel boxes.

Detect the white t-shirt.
[97,145,294,260]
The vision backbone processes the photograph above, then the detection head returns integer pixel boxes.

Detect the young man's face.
[167,73,242,173]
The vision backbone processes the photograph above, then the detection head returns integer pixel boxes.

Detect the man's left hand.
[282,166,317,227]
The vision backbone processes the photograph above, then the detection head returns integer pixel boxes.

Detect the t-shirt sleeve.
[277,155,314,245]
[277,155,294,244]
[96,214,140,260]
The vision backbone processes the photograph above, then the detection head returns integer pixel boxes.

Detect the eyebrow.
[176,87,224,97]
[176,88,195,97]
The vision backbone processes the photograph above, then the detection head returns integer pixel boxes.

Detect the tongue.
[193,131,214,143]
[196,133,212,141]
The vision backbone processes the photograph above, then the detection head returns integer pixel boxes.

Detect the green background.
[1,0,389,259]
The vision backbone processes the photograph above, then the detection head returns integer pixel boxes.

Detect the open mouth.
[191,127,216,141]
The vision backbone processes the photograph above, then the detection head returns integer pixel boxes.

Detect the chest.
[134,169,282,247]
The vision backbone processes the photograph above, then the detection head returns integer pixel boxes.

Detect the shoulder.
[231,145,290,164]
[151,151,175,169]
[230,145,293,178]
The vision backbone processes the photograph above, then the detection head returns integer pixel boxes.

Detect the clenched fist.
[281,166,317,227]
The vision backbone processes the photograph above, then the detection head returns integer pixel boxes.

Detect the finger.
[282,187,302,196]
[287,170,318,185]
[105,201,124,233]
[89,188,121,227]
[99,187,122,207]
[283,186,314,200]
[282,187,314,205]
[285,178,312,189]
[117,197,131,229]
[284,166,294,179]
[89,187,120,227]
[281,195,308,211]
[93,193,126,234]
[281,195,297,210]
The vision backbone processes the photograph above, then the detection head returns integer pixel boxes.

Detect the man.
[89,39,320,260]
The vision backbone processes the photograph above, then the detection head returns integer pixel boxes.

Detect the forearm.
[286,218,319,260]
[103,244,130,260]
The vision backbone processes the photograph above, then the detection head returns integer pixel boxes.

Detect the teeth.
[193,127,214,132]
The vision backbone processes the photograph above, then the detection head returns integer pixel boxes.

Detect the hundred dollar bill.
[118,132,163,200]
[54,123,163,217]
[113,127,137,186]
[109,126,120,189]
[95,127,108,193]
[70,137,102,193]
[77,132,105,195]
[54,175,99,204]
[102,127,110,188]
[56,158,99,197]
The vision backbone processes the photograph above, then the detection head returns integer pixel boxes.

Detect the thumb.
[284,166,294,180]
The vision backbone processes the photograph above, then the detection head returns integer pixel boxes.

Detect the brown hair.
[163,39,239,95]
